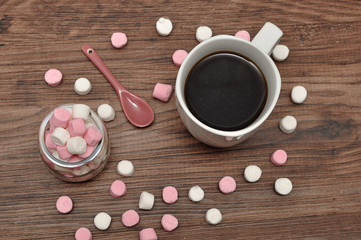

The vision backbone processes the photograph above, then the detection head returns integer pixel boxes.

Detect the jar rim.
[39,104,106,168]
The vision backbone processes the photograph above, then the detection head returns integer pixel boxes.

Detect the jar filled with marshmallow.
[38,104,110,182]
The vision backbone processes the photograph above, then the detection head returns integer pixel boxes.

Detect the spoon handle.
[81,44,125,92]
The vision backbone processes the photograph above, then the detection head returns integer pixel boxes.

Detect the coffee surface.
[185,52,267,131]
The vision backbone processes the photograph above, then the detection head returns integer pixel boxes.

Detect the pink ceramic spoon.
[81,44,154,127]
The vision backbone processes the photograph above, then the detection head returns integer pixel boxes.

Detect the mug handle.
[251,22,283,55]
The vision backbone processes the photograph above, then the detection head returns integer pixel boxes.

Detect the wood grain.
[0,0,360,239]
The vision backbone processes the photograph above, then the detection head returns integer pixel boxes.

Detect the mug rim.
[175,34,281,138]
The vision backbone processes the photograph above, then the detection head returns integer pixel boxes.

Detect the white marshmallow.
[205,208,222,225]
[196,26,212,42]
[53,164,73,173]
[272,44,289,61]
[67,136,87,155]
[291,86,307,104]
[156,17,173,36]
[51,127,70,146]
[72,104,90,120]
[73,166,91,176]
[244,165,262,183]
[279,115,297,133]
[97,104,115,122]
[74,77,92,95]
[52,150,69,162]
[117,160,134,177]
[274,178,293,196]
[94,212,112,230]
[139,191,155,210]
[85,117,97,129]
[188,185,204,202]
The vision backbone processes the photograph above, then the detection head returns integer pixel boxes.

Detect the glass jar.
[38,104,110,182]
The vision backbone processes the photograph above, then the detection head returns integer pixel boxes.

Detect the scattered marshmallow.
[73,166,91,176]
[156,17,173,36]
[56,196,73,214]
[152,83,172,102]
[218,176,236,194]
[117,160,134,177]
[72,104,90,121]
[271,149,288,166]
[244,165,262,183]
[111,32,128,48]
[235,30,250,41]
[78,145,95,159]
[272,44,289,61]
[44,69,62,86]
[51,127,70,146]
[205,208,222,225]
[161,214,178,232]
[68,118,86,137]
[67,136,87,155]
[97,104,115,122]
[122,209,140,227]
[291,86,307,104]
[56,145,73,160]
[162,186,178,204]
[139,191,155,210]
[196,26,212,42]
[75,227,92,240]
[50,108,71,128]
[279,115,297,133]
[188,185,204,202]
[110,180,127,198]
[139,228,158,240]
[274,178,293,196]
[45,131,57,150]
[74,78,92,95]
[83,126,102,146]
[172,50,188,67]
[94,212,112,230]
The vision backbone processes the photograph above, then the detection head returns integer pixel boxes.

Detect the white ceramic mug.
[175,22,283,147]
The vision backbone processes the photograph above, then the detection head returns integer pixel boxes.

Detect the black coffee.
[184,52,267,131]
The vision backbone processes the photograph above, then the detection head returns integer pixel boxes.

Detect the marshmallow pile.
[45,104,103,176]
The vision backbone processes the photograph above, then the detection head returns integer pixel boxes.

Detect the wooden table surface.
[1,0,361,239]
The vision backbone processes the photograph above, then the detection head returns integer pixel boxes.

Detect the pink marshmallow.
[59,171,75,178]
[45,131,57,151]
[44,69,62,86]
[122,209,140,227]
[78,145,95,159]
[172,49,188,67]
[56,196,73,214]
[139,228,158,240]
[68,155,84,163]
[162,186,178,204]
[68,118,86,137]
[111,32,128,48]
[235,30,251,41]
[49,121,55,132]
[75,227,92,240]
[83,126,102,146]
[110,180,127,198]
[161,214,178,232]
[218,176,236,194]
[56,145,73,160]
[152,83,172,102]
[271,149,288,166]
[50,108,71,128]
